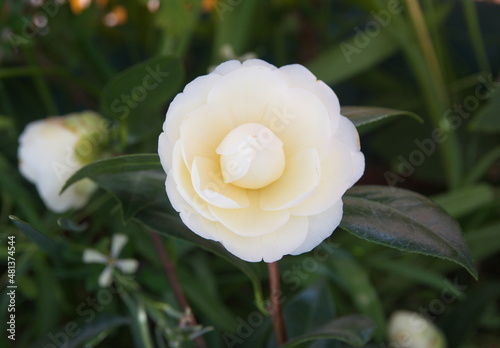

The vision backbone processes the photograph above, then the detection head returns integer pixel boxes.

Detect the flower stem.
[268,261,287,345]
[148,230,206,348]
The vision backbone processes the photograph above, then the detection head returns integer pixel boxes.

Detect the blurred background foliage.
[0,0,499,347]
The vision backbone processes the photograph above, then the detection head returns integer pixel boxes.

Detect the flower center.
[216,123,285,189]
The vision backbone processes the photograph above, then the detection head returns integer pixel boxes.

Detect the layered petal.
[261,87,332,159]
[163,73,221,146]
[291,199,343,255]
[278,64,341,133]
[170,142,215,221]
[209,191,290,237]
[290,139,355,216]
[166,172,218,240]
[191,157,249,209]
[260,148,320,211]
[180,103,234,166]
[217,216,309,262]
[207,66,288,126]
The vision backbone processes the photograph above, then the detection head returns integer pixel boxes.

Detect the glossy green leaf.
[9,215,59,256]
[283,282,336,340]
[341,186,478,279]
[281,315,375,348]
[61,154,161,194]
[341,106,422,128]
[101,56,184,121]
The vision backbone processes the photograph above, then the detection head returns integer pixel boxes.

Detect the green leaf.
[341,185,478,279]
[466,222,500,261]
[101,55,183,119]
[61,154,161,194]
[281,315,375,348]
[62,154,266,313]
[327,250,386,341]
[45,316,130,348]
[57,218,89,233]
[431,184,495,218]
[441,283,500,347]
[307,32,398,85]
[341,106,422,128]
[0,154,43,229]
[9,215,59,256]
[282,282,336,339]
[212,0,260,62]
[470,84,500,132]
[135,209,266,313]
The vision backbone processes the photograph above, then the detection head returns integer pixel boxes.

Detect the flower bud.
[388,310,447,348]
[18,111,109,212]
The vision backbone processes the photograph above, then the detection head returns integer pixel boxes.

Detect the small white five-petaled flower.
[82,234,138,287]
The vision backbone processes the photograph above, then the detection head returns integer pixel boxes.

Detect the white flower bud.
[388,311,447,348]
[18,111,109,212]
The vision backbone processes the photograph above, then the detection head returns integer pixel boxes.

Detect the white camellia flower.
[158,59,364,262]
[388,311,447,348]
[18,111,108,213]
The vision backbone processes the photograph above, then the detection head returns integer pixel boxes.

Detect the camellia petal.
[191,157,249,209]
[261,87,332,159]
[166,173,217,240]
[163,74,221,148]
[180,103,234,166]
[260,148,321,211]
[209,191,290,237]
[207,65,288,126]
[171,142,216,221]
[277,64,341,133]
[291,200,343,255]
[216,215,309,263]
[289,139,354,216]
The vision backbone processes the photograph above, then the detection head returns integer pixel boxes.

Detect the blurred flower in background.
[83,234,139,287]
[388,310,447,348]
[18,111,109,212]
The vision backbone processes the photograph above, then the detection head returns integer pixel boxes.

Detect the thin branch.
[148,230,206,348]
[268,261,287,345]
